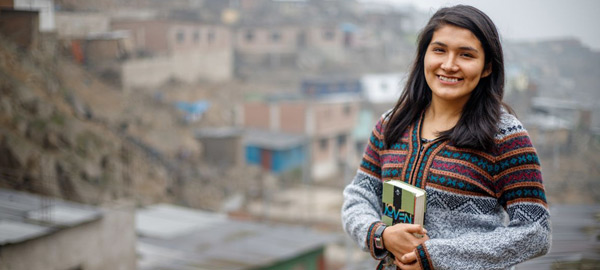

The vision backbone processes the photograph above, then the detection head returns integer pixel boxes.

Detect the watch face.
[375,237,383,249]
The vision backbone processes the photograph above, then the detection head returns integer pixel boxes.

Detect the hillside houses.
[242,93,360,180]
[53,14,234,89]
[47,0,418,87]
[42,0,419,182]
[112,19,234,89]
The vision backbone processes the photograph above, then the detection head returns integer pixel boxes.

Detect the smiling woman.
[424,25,490,106]
[342,5,551,270]
[421,24,492,140]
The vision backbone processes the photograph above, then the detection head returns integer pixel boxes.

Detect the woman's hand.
[382,224,428,260]
[395,251,422,270]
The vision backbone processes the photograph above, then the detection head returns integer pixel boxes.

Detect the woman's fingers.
[383,223,430,257]
[395,251,420,270]
[395,255,422,270]
[405,224,428,235]
[395,257,403,267]
[401,251,417,264]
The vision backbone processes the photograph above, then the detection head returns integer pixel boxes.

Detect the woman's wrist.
[367,221,389,260]
[374,223,387,250]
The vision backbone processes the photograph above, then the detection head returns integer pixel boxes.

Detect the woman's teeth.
[439,75,459,82]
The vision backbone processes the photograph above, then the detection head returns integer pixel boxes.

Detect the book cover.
[381,180,426,226]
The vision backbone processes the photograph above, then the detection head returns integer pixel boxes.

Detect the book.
[381,180,426,226]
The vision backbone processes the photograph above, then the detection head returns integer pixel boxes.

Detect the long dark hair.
[384,5,511,150]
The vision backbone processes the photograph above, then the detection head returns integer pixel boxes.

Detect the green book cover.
[382,180,426,226]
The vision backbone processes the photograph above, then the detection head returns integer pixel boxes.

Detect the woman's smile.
[437,75,462,84]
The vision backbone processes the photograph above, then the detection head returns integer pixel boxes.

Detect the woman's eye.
[461,53,474,58]
[433,48,445,53]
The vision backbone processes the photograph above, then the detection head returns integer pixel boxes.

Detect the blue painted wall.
[245,145,305,174]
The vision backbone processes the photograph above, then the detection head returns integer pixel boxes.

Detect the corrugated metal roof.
[0,188,102,246]
[136,204,227,239]
[244,129,306,150]
[196,127,243,138]
[0,220,51,244]
[27,204,102,226]
[136,204,337,270]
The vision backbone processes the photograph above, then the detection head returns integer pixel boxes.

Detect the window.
[245,30,254,42]
[193,30,200,43]
[337,134,347,147]
[297,31,306,47]
[176,30,185,43]
[271,31,281,42]
[323,29,335,41]
[343,104,351,115]
[319,138,328,150]
[207,30,215,44]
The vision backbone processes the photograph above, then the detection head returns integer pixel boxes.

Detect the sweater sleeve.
[416,126,551,270]
[341,117,388,259]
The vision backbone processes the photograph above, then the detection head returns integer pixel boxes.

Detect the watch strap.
[374,223,387,250]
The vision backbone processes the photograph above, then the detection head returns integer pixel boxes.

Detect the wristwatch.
[374,224,387,250]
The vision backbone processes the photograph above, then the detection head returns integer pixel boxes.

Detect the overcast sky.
[362,0,600,51]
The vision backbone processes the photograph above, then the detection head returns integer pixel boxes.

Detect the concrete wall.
[84,39,124,65]
[234,24,349,67]
[200,136,243,168]
[243,100,358,136]
[14,0,54,32]
[312,136,337,180]
[306,25,342,49]
[169,24,231,53]
[111,20,170,55]
[0,202,136,270]
[309,100,358,180]
[312,101,359,137]
[114,20,234,89]
[55,12,110,38]
[235,26,300,68]
[311,132,353,180]
[235,24,345,54]
[305,25,346,61]
[56,0,200,10]
[279,101,306,134]
[173,48,232,81]
[121,47,233,90]
[112,20,232,57]
[236,26,300,54]
[243,102,271,130]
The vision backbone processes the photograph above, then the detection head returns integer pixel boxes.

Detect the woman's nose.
[441,55,458,72]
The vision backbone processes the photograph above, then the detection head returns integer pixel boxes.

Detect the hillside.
[0,36,261,210]
[0,37,172,205]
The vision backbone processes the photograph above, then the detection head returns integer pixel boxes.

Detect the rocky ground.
[0,38,171,205]
[0,36,265,212]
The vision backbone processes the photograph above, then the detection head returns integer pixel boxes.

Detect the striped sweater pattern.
[342,111,551,270]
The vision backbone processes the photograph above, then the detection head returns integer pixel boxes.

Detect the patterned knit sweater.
[341,111,551,270]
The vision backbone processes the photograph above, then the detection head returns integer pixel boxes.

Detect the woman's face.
[424,24,491,105]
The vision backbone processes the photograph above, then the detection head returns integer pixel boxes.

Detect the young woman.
[342,5,551,270]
